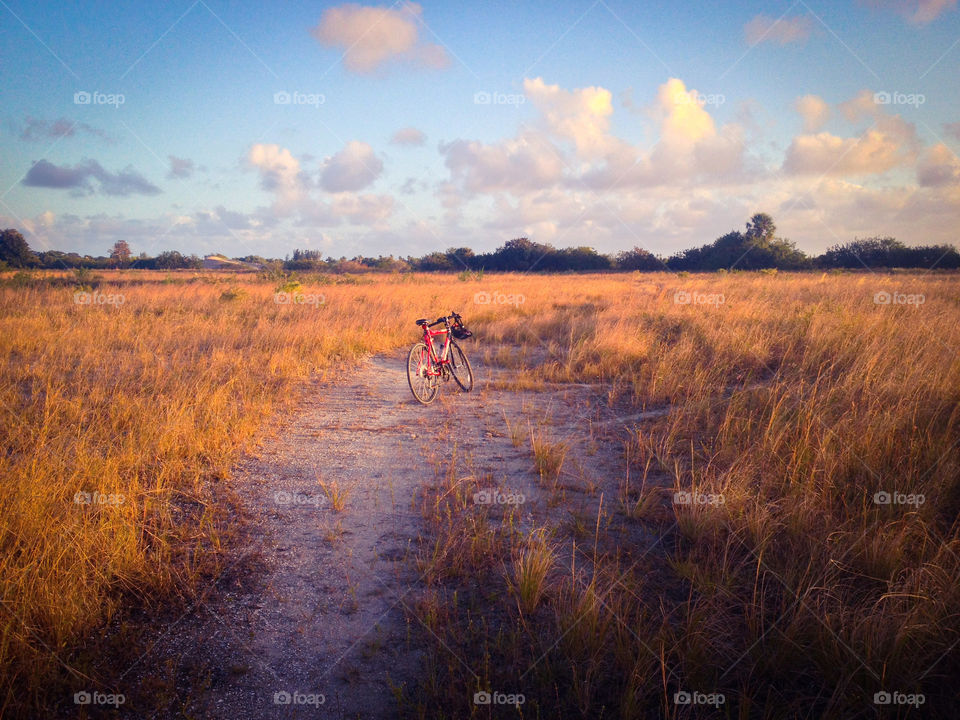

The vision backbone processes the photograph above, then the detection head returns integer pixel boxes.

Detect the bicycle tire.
[448,339,474,392]
[407,342,439,404]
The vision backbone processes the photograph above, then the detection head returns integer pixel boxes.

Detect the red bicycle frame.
[421,323,452,376]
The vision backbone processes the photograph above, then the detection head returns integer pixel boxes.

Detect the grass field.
[1,268,958,717]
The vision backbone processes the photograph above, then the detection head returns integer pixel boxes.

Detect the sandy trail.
[134,346,642,719]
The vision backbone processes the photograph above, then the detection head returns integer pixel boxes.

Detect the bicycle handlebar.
[428,311,463,328]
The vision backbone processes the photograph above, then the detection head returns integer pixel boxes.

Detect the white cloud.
[330,193,395,225]
[441,132,565,193]
[865,0,958,24]
[763,175,960,253]
[744,15,812,45]
[838,89,881,123]
[523,77,616,159]
[426,76,960,253]
[391,127,426,146]
[320,141,383,192]
[795,94,830,132]
[783,130,907,175]
[656,77,716,146]
[784,90,920,176]
[247,144,307,213]
[247,142,391,227]
[581,78,747,188]
[917,143,960,186]
[439,77,750,202]
[310,2,449,74]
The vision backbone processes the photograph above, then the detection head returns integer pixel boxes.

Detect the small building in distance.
[202,254,262,271]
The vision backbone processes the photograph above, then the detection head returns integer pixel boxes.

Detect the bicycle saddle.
[415,318,428,325]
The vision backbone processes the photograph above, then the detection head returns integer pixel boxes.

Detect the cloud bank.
[311,2,449,73]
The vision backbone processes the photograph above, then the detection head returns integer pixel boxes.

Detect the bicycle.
[406,311,474,404]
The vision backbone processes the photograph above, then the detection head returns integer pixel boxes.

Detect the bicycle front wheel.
[449,339,474,392]
[407,342,439,404]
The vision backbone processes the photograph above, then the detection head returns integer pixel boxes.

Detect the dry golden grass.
[0,269,488,712]
[508,530,556,615]
[402,269,960,718]
[530,432,569,486]
[318,478,350,513]
[3,268,959,717]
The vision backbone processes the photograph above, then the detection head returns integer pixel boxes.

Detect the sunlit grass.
[400,269,960,718]
[0,269,491,712]
[531,432,569,486]
[508,531,556,615]
[3,268,959,717]
[318,478,350,513]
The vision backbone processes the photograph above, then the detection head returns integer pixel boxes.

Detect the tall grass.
[3,268,958,716]
[405,270,960,717]
[0,270,485,714]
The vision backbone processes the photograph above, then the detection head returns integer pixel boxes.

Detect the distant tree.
[908,244,960,269]
[444,247,475,270]
[155,251,183,269]
[372,255,409,272]
[0,228,38,268]
[487,237,549,271]
[555,246,611,271]
[129,252,151,269]
[415,251,456,272]
[745,212,776,244]
[38,250,72,268]
[151,251,202,269]
[668,214,810,271]
[285,248,328,271]
[817,236,960,269]
[615,247,663,271]
[235,255,270,268]
[109,240,132,268]
[818,237,907,268]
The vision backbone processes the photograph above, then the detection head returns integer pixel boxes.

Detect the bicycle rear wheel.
[449,339,474,392]
[407,342,439,404]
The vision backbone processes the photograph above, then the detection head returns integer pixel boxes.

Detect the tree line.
[2,214,958,273]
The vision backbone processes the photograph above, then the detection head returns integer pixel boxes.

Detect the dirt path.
[133,346,643,719]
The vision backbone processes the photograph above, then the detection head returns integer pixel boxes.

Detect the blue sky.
[1,0,958,260]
